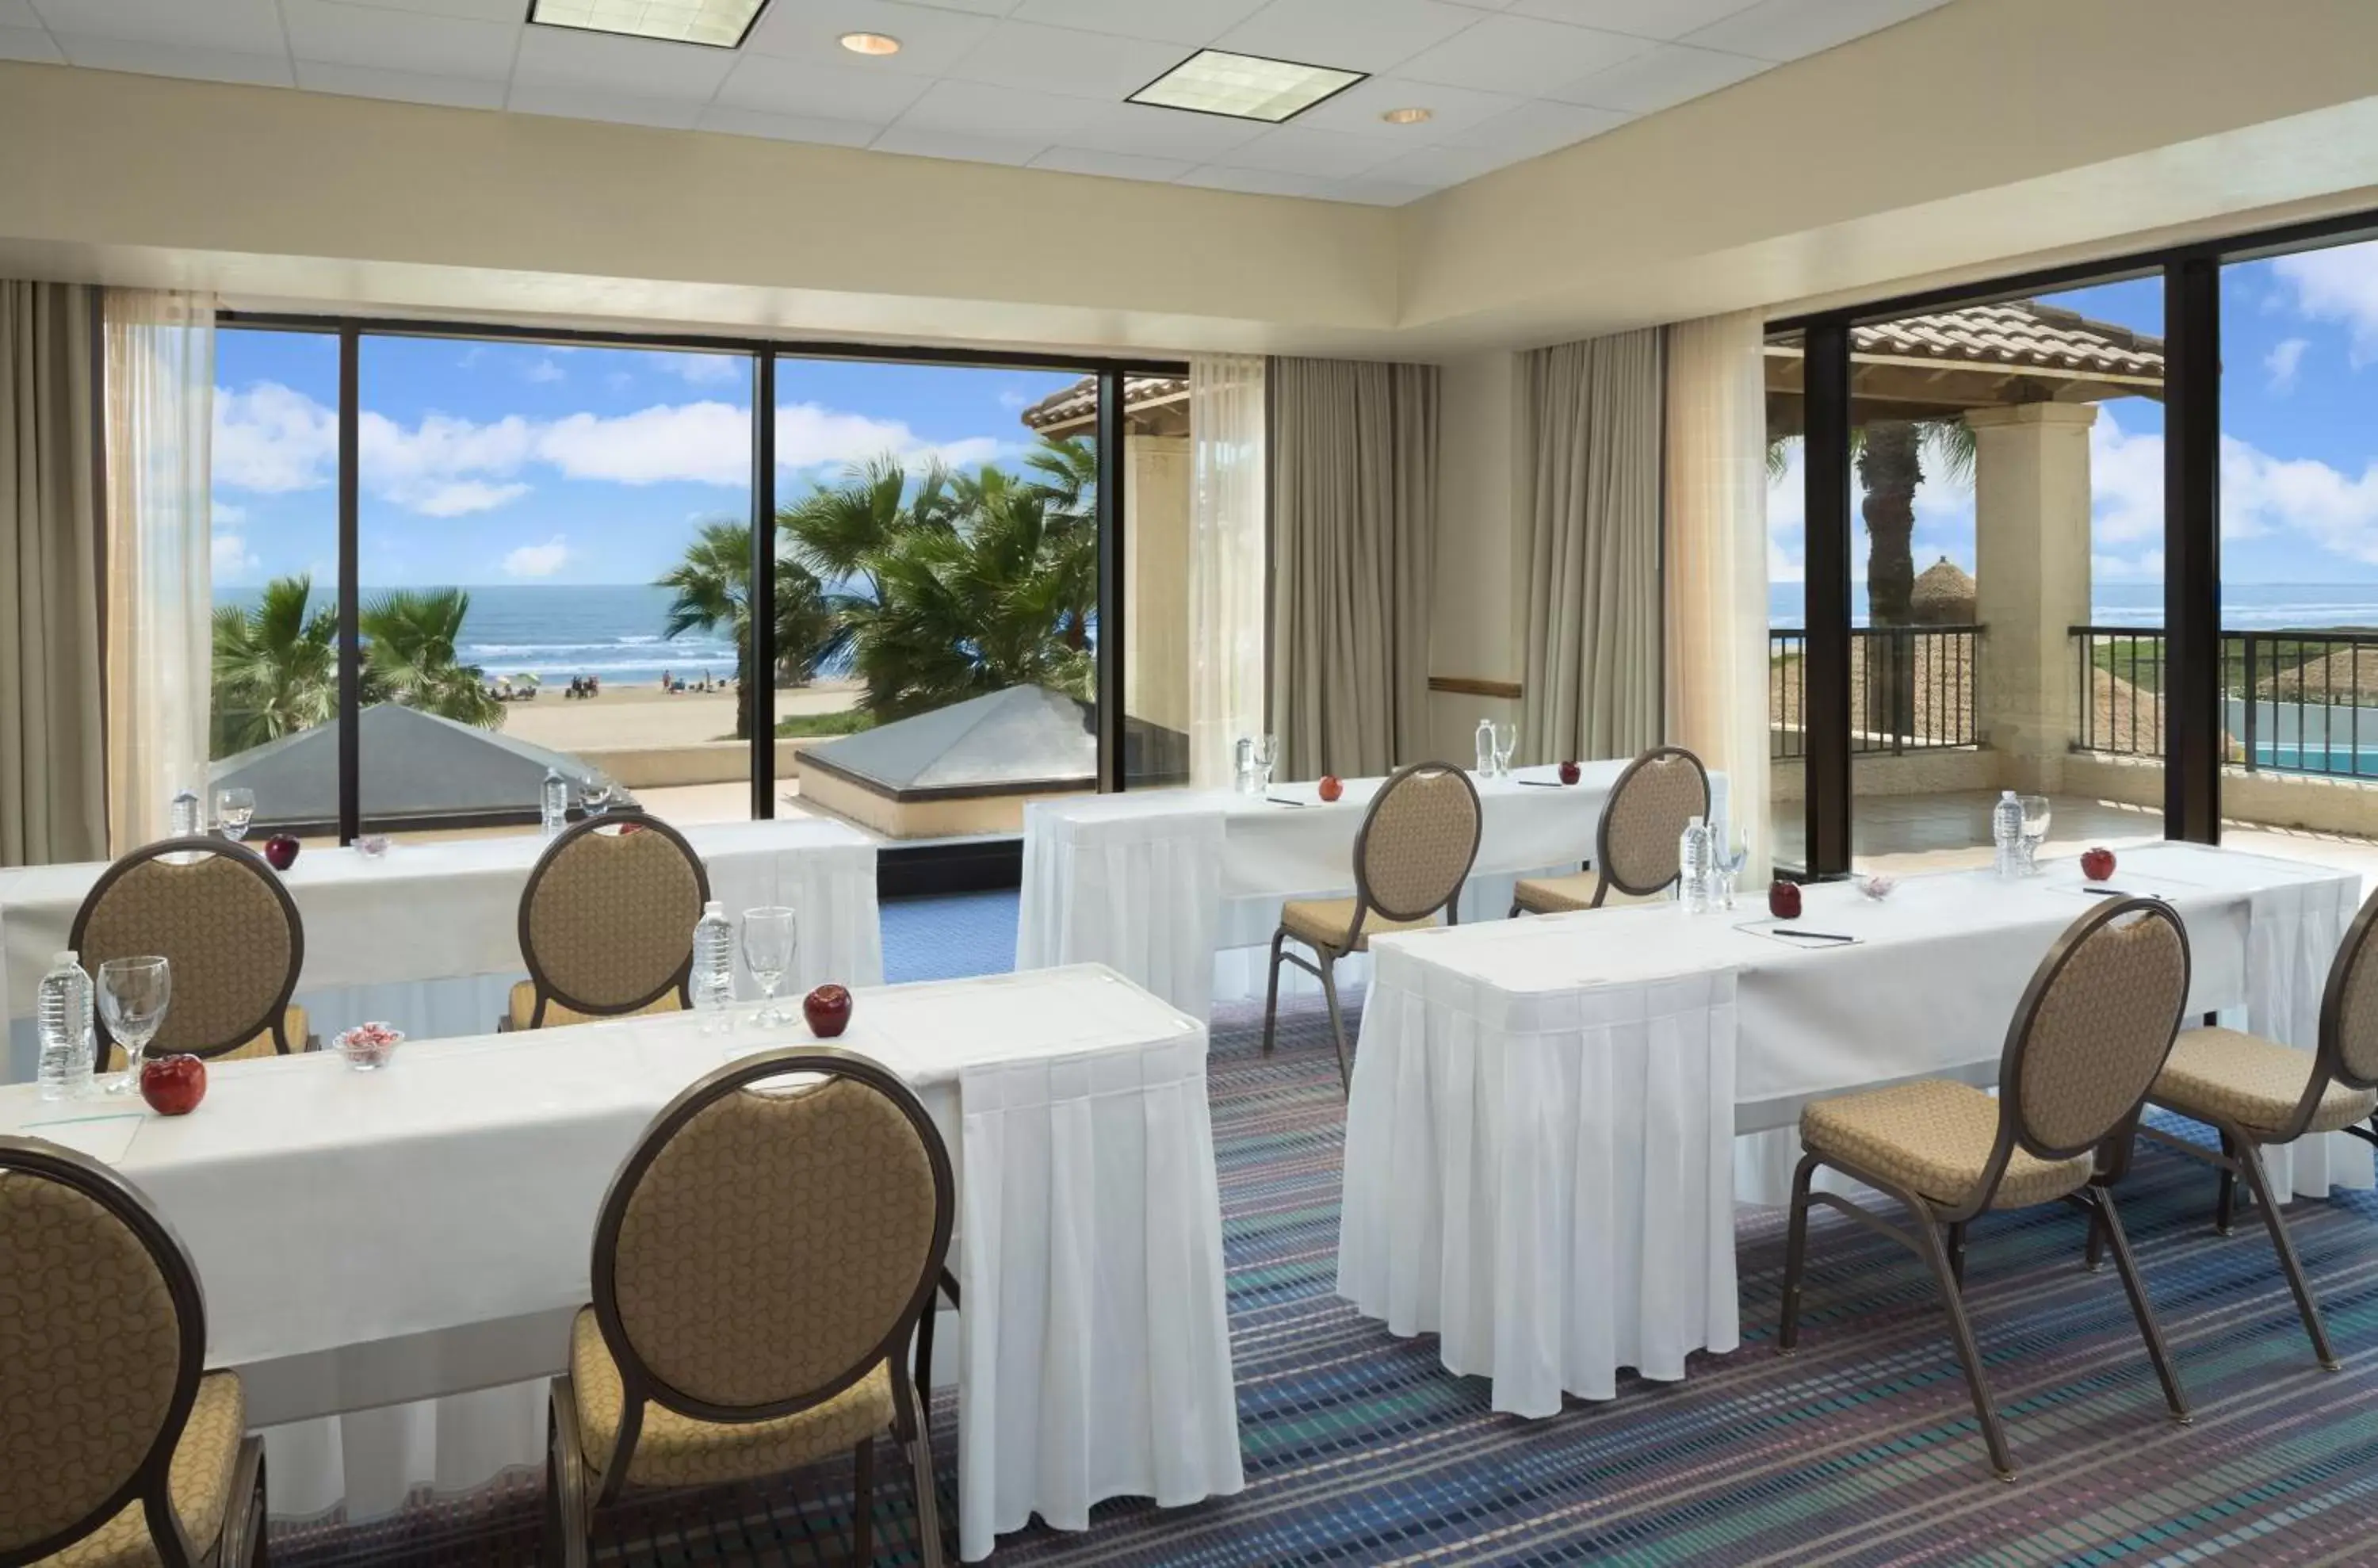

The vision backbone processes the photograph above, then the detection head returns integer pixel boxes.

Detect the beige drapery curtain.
[1267,357,1438,780]
[104,289,215,853]
[1517,330,1665,766]
[1187,354,1267,789]
[1665,312,1771,881]
[1,281,108,867]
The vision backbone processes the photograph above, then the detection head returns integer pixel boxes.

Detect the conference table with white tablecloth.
[1336,843,2368,1419]
[0,816,883,1080]
[1015,762,1732,1019]
[0,965,1242,1562]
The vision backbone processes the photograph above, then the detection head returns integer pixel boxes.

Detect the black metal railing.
[1770,625,1982,759]
[2072,625,2378,778]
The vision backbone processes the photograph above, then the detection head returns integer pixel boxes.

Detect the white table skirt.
[1338,844,2367,1418]
[1,817,884,1080]
[0,966,1240,1561]
[1016,763,1732,1018]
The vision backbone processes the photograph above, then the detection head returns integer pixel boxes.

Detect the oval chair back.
[68,837,304,1066]
[517,813,709,1029]
[1996,897,2193,1185]
[2317,883,2378,1101]
[1352,762,1484,925]
[1593,746,1711,903]
[586,1047,954,1488]
[0,1136,208,1566]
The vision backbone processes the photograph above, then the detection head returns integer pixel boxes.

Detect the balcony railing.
[2073,625,2378,778]
[1770,625,1982,760]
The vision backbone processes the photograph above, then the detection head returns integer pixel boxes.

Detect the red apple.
[139,1054,206,1116]
[2082,847,2117,883]
[1317,775,1344,803]
[1768,880,1803,921]
[1558,760,1581,786]
[262,834,300,871]
[803,983,853,1038]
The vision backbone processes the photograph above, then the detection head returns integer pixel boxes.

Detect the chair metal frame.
[544,1048,956,1568]
[1508,745,1711,916]
[1776,897,2195,1482]
[514,811,711,1030]
[67,836,307,1066]
[0,1136,266,1568]
[1259,762,1483,1094]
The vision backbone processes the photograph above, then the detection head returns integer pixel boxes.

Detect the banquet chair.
[2138,883,2378,1370]
[1508,746,1708,916]
[1776,897,2194,1482]
[545,1048,954,1568]
[69,836,309,1069]
[0,1135,266,1568]
[510,812,709,1031]
[1260,761,1482,1093]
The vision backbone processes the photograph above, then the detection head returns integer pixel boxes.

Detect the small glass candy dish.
[334,1020,403,1069]
[1852,874,1897,901]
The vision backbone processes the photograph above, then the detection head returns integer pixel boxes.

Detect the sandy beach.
[503,677,862,752]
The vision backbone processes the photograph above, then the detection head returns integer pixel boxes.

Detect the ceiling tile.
[895,77,1103,139]
[1360,140,1514,185]
[1683,0,1951,63]
[1290,74,1522,140]
[697,103,880,145]
[892,0,1018,13]
[1216,0,1478,76]
[32,0,286,55]
[0,0,40,25]
[1447,97,1627,155]
[313,0,523,20]
[1010,0,1264,47]
[509,78,705,128]
[741,0,994,76]
[0,23,63,60]
[1176,164,1332,197]
[1055,100,1267,160]
[946,19,1182,98]
[869,124,1049,164]
[1550,40,1765,112]
[1396,12,1649,95]
[1322,174,1441,205]
[295,59,509,108]
[1509,0,1761,40]
[53,33,292,85]
[283,0,517,79]
[1222,122,1397,179]
[714,52,931,121]
[513,24,739,97]
[1030,145,1194,181]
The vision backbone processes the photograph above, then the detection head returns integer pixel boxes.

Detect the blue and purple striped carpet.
[274,996,2378,1566]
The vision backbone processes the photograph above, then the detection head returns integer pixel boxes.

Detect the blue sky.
[1767,236,2378,587]
[208,331,1080,588]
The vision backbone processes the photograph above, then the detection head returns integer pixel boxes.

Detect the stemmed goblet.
[2017,794,2052,875]
[97,955,171,1096]
[742,906,797,1027]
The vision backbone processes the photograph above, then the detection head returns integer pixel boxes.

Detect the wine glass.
[1492,721,1519,779]
[1717,821,1750,909]
[97,956,171,1096]
[581,775,618,817]
[215,787,256,842]
[2018,794,2052,875]
[742,906,797,1027]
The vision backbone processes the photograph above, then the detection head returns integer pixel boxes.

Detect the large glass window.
[1765,330,1807,871]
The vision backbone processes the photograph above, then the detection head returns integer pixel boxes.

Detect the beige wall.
[1427,350,1524,763]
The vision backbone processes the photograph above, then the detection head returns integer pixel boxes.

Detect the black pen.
[1773,927,1856,943]
[1264,796,1310,808]
[2078,886,2128,897]
[1517,778,1563,787]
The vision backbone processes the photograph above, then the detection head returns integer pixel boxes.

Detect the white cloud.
[214,382,338,492]
[2273,243,2378,364]
[998,388,1034,411]
[2090,407,2164,545]
[1765,438,1803,580]
[211,501,246,526]
[660,353,742,386]
[211,532,260,579]
[415,480,532,517]
[523,358,565,384]
[2093,549,2166,580]
[2222,436,2378,560]
[2265,336,2309,392]
[503,535,571,578]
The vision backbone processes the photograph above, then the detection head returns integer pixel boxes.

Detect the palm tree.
[361,587,503,729]
[211,575,338,757]
[1856,418,1975,627]
[654,520,846,740]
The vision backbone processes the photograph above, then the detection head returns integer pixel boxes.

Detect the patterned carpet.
[272,995,2378,1567]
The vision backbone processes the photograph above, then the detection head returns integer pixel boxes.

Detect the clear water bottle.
[168,787,201,836]
[540,767,570,837]
[1678,814,1714,916]
[36,950,94,1102]
[692,900,736,1029]
[1476,717,1497,776]
[1991,789,2025,878]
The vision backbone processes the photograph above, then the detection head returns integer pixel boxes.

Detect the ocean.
[1766,581,2378,631]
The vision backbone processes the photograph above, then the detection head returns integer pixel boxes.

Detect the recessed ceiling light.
[527,0,770,50]
[1130,49,1367,124]
[839,31,901,56]
[1380,106,1433,125]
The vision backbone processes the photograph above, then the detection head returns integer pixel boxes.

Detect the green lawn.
[774,709,876,738]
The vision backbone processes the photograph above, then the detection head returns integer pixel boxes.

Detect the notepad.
[16,1111,143,1164]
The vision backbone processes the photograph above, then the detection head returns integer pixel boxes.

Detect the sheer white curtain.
[1664,312,1770,882]
[104,289,214,852]
[1187,354,1267,788]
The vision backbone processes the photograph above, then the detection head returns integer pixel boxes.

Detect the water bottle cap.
[703,900,724,915]
[52,950,76,966]
[2001,790,2017,799]
[1688,814,1705,826]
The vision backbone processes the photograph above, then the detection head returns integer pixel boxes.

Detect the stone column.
[1966,402,2097,794]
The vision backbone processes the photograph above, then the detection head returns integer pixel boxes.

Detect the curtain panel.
[0,281,108,867]
[1517,331,1665,767]
[1267,357,1438,781]
[1664,312,1772,881]
[1187,354,1267,790]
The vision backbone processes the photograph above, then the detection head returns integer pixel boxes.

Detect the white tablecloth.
[1,817,884,1081]
[0,965,1242,1562]
[1016,763,1732,1018]
[1338,843,2367,1418]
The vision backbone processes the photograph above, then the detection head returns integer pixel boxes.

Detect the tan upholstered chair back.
[0,1138,206,1562]
[2320,885,2378,1090]
[1596,748,1711,899]
[592,1051,952,1422]
[2003,898,2191,1161]
[519,813,709,1021]
[1355,763,1483,923]
[70,838,303,1060]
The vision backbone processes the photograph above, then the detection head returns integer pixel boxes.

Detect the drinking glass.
[581,775,618,817]
[2018,794,2052,875]
[215,787,256,842]
[97,956,171,1096]
[1247,734,1277,794]
[1717,822,1749,910]
[741,906,797,1027]
[1492,721,1519,779]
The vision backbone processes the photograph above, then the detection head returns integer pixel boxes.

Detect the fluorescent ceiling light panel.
[1130,50,1366,124]
[528,0,770,49]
